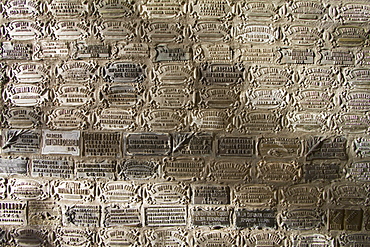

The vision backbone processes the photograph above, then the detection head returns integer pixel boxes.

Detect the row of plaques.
[0,227,369,247]
[1,0,370,22]
[2,42,370,66]
[0,178,369,207]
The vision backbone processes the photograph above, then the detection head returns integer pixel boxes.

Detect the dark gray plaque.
[83,132,121,157]
[2,129,40,153]
[192,207,231,227]
[11,228,49,247]
[328,209,363,231]
[1,42,32,60]
[64,205,100,227]
[193,185,230,205]
[306,136,347,161]
[145,206,187,227]
[305,162,341,182]
[31,157,74,179]
[0,157,27,174]
[236,209,277,229]
[118,159,157,180]
[172,132,212,155]
[216,136,254,156]
[103,205,141,227]
[125,133,171,156]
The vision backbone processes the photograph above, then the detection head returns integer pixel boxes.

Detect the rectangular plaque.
[1,42,32,60]
[2,129,40,153]
[63,204,100,227]
[0,157,28,174]
[28,201,61,226]
[216,136,254,156]
[306,136,347,161]
[145,206,186,227]
[31,157,74,179]
[42,130,80,156]
[281,48,315,64]
[347,161,370,182]
[0,201,27,225]
[83,132,121,157]
[329,209,363,231]
[103,205,141,227]
[125,133,171,156]
[193,185,230,205]
[192,207,231,227]
[172,133,213,155]
[76,160,116,179]
[305,162,341,182]
[236,209,276,229]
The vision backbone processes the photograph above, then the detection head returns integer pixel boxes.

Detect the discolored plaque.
[2,129,40,153]
[236,209,277,229]
[31,157,74,179]
[216,136,254,157]
[63,204,101,227]
[162,157,206,181]
[192,206,231,227]
[192,184,230,205]
[0,157,28,175]
[83,132,121,157]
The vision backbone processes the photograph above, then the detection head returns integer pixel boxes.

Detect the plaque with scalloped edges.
[143,228,188,247]
[258,137,302,159]
[233,184,277,207]
[141,0,184,19]
[57,227,94,247]
[162,157,206,181]
[10,228,50,247]
[145,182,189,205]
[100,228,141,247]
[3,83,47,107]
[53,180,95,202]
[208,160,251,182]
[257,161,302,183]
[3,0,40,18]
[118,159,158,180]
[4,20,43,41]
[281,184,323,208]
[194,230,238,247]
[8,178,49,201]
[99,181,141,204]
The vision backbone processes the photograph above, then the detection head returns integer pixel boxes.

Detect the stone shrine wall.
[0,0,370,246]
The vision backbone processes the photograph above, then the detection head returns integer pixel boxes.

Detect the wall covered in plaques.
[0,0,369,246]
